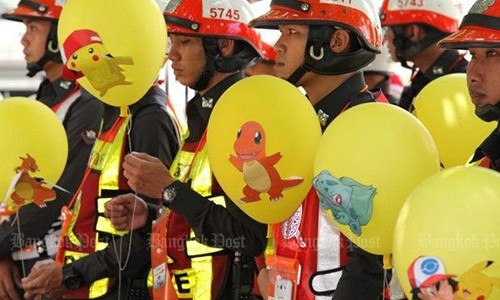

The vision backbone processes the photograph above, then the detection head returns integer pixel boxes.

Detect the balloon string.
[112,106,136,299]
[383,254,392,270]
[383,254,392,300]
[15,211,27,278]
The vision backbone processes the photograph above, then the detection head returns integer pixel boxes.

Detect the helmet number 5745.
[209,8,240,20]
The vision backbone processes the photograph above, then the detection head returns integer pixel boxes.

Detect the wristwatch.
[162,184,177,206]
[62,265,83,290]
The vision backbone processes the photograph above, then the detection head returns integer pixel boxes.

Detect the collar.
[313,72,367,131]
[189,71,244,128]
[36,77,76,108]
[101,86,167,131]
[471,123,500,165]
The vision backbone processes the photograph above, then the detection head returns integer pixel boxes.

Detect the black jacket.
[470,122,500,172]
[398,50,468,111]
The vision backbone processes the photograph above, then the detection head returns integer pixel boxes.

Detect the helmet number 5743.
[397,0,424,8]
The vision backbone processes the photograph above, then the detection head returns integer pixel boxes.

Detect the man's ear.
[406,24,425,43]
[330,29,351,54]
[217,39,236,57]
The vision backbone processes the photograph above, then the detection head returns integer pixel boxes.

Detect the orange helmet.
[164,0,262,56]
[164,0,263,90]
[250,0,382,52]
[439,0,500,49]
[1,0,63,22]
[250,0,381,82]
[379,0,463,34]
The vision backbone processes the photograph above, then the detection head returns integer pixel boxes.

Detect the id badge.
[151,210,178,300]
[266,255,301,300]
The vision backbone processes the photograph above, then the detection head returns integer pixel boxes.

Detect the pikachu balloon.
[58,0,166,115]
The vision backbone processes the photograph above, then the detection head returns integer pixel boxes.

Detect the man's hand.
[0,257,22,300]
[257,268,270,299]
[123,152,173,198]
[21,259,65,300]
[104,193,148,231]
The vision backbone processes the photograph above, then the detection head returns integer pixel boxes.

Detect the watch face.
[63,274,82,290]
[163,186,177,203]
[63,267,82,290]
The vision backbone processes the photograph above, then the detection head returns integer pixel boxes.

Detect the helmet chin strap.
[286,65,310,86]
[26,22,62,77]
[190,38,218,91]
[286,25,376,85]
[191,37,260,91]
[475,103,500,122]
[390,25,447,71]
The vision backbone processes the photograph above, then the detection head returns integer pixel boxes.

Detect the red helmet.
[439,0,500,49]
[250,0,382,52]
[380,0,463,34]
[2,0,63,22]
[164,0,263,55]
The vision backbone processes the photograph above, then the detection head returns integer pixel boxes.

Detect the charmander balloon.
[207,75,321,224]
[58,0,166,114]
[0,97,68,214]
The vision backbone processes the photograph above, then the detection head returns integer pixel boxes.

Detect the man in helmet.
[362,45,405,105]
[44,0,268,299]
[438,0,500,172]
[250,0,388,299]
[245,0,278,76]
[380,0,469,111]
[0,1,103,298]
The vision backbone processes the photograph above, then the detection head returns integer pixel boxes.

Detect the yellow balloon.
[58,0,166,112]
[413,73,496,168]
[0,97,68,210]
[207,75,321,224]
[393,166,500,299]
[313,103,440,255]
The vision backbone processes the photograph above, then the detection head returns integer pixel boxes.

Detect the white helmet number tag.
[203,0,241,21]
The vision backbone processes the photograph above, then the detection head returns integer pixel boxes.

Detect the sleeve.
[332,244,384,300]
[168,181,268,257]
[0,96,104,258]
[129,102,180,169]
[71,102,180,282]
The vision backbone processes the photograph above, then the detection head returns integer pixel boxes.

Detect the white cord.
[111,108,138,299]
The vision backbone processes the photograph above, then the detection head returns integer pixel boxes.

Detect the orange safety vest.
[57,116,130,299]
[271,93,389,299]
[164,132,229,299]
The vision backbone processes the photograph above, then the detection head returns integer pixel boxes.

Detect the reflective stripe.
[53,89,81,122]
[185,196,225,258]
[170,143,212,197]
[50,88,81,122]
[154,132,220,299]
[61,116,131,298]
